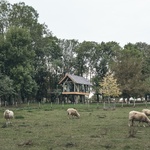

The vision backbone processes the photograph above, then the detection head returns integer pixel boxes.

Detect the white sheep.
[3,109,14,125]
[67,108,80,119]
[128,110,150,127]
[142,109,150,116]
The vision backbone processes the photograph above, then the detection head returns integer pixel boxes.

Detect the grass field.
[0,103,150,150]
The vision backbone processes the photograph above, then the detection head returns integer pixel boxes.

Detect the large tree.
[91,41,121,101]
[100,73,121,97]
[59,39,79,75]
[0,73,15,104]
[99,73,121,108]
[111,43,148,100]
[0,1,61,103]
[74,41,98,77]
[4,27,37,102]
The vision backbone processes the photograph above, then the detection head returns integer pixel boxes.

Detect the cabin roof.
[59,74,92,86]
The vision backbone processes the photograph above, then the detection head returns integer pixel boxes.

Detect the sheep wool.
[67,108,80,119]
[128,110,150,127]
[3,109,14,124]
[142,109,150,116]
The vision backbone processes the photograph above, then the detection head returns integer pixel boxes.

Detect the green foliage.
[3,27,37,100]
[0,73,15,97]
[0,0,11,35]
[111,44,150,98]
[74,41,99,76]
[59,39,79,74]
[0,1,150,103]
[91,42,121,101]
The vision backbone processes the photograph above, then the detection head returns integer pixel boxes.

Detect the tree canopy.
[0,0,150,105]
[99,73,121,98]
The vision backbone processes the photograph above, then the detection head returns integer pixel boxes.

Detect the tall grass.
[0,103,150,150]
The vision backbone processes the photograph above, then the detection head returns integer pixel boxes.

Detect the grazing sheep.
[142,109,150,116]
[67,108,80,119]
[128,110,150,127]
[3,109,14,125]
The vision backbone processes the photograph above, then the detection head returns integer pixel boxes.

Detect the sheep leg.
[131,120,134,126]
[128,120,132,127]
[138,121,145,127]
[71,115,74,119]
[5,119,9,126]
[68,114,71,119]
[128,122,131,127]
[138,121,141,127]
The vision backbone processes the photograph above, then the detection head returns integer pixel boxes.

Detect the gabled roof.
[59,74,92,86]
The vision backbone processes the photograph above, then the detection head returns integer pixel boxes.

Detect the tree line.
[0,0,150,105]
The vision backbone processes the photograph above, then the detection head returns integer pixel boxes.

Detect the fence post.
[5,101,7,107]
[51,102,53,109]
[39,102,41,108]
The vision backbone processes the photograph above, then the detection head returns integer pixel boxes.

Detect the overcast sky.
[10,0,150,47]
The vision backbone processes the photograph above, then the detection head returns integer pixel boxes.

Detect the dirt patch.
[18,140,33,146]
[65,142,77,148]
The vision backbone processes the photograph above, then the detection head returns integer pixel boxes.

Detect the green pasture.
[0,103,150,150]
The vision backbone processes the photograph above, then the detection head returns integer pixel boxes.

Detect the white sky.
[10,0,150,47]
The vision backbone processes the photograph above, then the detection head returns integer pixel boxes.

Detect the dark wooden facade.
[59,74,92,103]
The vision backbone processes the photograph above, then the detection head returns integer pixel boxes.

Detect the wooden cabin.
[58,73,92,103]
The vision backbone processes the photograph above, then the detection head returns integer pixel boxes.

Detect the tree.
[0,1,58,102]
[99,73,121,108]
[0,73,15,105]
[0,0,11,35]
[100,73,121,97]
[135,42,150,96]
[74,41,98,76]
[3,27,37,102]
[59,39,79,75]
[34,36,63,102]
[92,41,121,101]
[111,43,148,101]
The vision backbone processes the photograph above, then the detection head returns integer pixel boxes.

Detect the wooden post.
[145,100,148,108]
[16,101,18,107]
[114,101,116,109]
[12,99,14,106]
[5,101,7,107]
[97,102,99,108]
[103,101,106,109]
[51,102,53,108]
[122,101,124,107]
[88,100,90,108]
[133,98,135,108]
[146,95,149,108]
[62,101,64,108]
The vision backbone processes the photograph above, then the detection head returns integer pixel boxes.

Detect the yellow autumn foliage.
[99,73,121,97]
